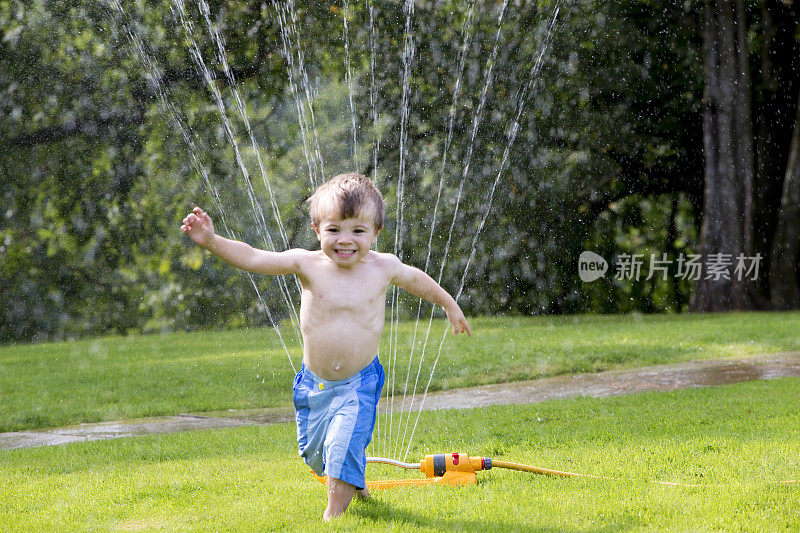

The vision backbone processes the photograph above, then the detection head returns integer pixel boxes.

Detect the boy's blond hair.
[307,173,384,230]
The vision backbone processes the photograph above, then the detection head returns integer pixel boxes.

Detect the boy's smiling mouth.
[334,248,356,257]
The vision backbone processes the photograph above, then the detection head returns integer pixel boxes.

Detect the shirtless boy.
[181,173,470,520]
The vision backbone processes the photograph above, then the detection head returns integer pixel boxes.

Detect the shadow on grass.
[351,495,641,532]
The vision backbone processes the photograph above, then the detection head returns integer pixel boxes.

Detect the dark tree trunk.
[692,0,755,312]
[754,2,799,307]
[734,0,755,259]
[769,85,800,309]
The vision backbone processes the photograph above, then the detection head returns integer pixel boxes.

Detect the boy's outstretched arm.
[181,207,302,275]
[390,258,471,336]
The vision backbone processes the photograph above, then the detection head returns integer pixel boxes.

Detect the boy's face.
[313,215,380,268]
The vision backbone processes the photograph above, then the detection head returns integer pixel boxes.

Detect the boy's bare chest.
[304,267,388,312]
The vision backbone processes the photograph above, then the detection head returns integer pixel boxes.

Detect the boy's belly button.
[334,364,341,371]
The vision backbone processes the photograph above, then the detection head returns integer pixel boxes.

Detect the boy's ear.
[312,222,321,240]
[372,227,381,243]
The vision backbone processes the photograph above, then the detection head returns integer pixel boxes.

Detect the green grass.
[2,312,800,432]
[2,377,798,531]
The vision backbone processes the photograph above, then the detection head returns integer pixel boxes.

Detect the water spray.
[310,452,798,489]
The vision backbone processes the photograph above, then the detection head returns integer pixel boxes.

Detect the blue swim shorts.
[292,356,385,490]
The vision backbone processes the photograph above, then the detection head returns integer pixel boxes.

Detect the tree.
[692,0,800,311]
[692,0,755,311]
[769,84,800,309]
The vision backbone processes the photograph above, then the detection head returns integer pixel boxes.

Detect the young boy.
[181,173,470,520]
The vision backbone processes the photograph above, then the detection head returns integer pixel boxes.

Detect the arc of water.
[392,1,477,459]
[172,0,271,246]
[276,1,328,183]
[453,6,560,306]
[285,2,327,182]
[365,0,386,459]
[272,0,321,187]
[197,0,304,350]
[106,0,298,371]
[199,1,292,252]
[342,0,359,172]
[367,0,378,455]
[368,1,381,187]
[401,5,561,462]
[172,0,305,350]
[385,0,416,458]
[395,0,508,458]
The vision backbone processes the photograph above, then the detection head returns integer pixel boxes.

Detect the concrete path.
[3,352,800,451]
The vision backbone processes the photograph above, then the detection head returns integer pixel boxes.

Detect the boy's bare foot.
[324,477,361,521]
[323,487,369,521]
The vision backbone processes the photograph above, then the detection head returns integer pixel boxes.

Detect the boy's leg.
[322,358,385,520]
[324,477,361,521]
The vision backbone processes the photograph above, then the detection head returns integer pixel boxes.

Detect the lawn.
[1,377,798,530]
[1,312,799,432]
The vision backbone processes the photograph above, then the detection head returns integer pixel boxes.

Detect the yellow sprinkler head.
[418,453,490,486]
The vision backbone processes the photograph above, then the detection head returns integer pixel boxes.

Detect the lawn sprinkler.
[311,452,799,489]
[312,452,584,489]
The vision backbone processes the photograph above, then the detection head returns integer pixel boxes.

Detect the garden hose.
[488,459,586,478]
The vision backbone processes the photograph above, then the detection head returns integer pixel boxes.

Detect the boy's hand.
[445,305,471,337]
[181,207,216,247]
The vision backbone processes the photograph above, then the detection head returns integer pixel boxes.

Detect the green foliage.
[581,192,699,313]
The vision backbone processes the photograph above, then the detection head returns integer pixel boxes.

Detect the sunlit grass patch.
[1,312,799,432]
[1,377,798,530]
